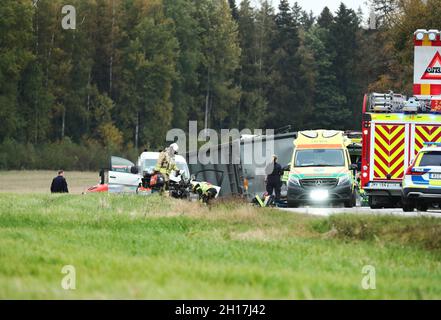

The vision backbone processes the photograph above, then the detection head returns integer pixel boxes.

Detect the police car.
[402,142,441,212]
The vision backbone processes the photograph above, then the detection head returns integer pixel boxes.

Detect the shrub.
[0,139,139,171]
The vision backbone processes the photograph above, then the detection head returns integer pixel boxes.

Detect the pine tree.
[317,7,333,29]
[266,0,304,129]
[195,0,241,130]
[330,3,361,127]
[236,0,267,129]
[164,0,202,130]
[117,0,178,149]
[300,11,315,30]
[228,0,239,21]
[305,25,349,129]
[0,0,34,140]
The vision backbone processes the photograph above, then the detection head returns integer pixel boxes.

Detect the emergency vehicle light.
[415,29,440,42]
[428,29,439,41]
[415,29,426,41]
[423,142,441,147]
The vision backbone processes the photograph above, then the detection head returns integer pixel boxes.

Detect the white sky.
[251,0,369,16]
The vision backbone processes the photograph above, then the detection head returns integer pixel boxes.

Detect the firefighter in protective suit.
[154,143,179,191]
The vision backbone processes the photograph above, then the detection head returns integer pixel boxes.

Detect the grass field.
[0,171,99,194]
[1,192,441,299]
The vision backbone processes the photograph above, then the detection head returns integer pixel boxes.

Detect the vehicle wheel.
[344,192,356,208]
[368,196,382,209]
[287,201,299,208]
[351,191,357,206]
[416,203,428,212]
[402,203,415,212]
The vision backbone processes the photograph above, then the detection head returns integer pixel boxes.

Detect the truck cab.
[287,130,356,207]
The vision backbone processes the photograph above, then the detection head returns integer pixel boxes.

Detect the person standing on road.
[50,170,69,193]
[154,143,179,191]
[265,155,283,202]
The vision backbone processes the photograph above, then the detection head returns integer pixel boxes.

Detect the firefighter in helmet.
[154,143,179,191]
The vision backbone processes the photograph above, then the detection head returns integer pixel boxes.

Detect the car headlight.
[337,175,351,186]
[310,189,329,201]
[288,176,300,186]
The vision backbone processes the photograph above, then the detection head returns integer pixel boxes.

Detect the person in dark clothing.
[51,170,69,193]
[265,155,283,201]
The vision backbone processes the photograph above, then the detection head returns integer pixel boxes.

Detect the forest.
[1,0,440,170]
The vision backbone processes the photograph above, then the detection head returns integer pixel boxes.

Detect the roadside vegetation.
[0,171,98,194]
[3,1,440,170]
[1,193,441,299]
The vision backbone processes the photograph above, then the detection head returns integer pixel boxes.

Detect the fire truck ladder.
[368,91,431,113]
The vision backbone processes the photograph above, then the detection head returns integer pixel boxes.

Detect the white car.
[137,151,190,178]
[107,152,190,193]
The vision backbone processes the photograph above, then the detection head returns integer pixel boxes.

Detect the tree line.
[0,0,439,170]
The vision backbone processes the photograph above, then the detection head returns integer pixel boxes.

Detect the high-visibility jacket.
[154,148,178,179]
[193,182,218,203]
[193,182,214,194]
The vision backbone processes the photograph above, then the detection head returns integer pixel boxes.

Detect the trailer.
[186,132,297,199]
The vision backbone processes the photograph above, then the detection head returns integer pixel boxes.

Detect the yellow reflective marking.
[421,84,431,95]
[422,35,431,46]
[375,130,403,151]
[374,167,385,178]
[429,180,441,187]
[374,124,405,179]
[370,114,441,122]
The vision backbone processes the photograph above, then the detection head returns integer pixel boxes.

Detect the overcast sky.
[251,0,369,16]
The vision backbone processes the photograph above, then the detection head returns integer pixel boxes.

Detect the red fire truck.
[361,29,441,208]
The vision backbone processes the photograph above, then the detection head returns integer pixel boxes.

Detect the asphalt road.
[278,206,441,218]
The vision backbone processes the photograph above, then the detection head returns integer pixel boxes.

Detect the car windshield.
[295,149,345,167]
[141,159,190,178]
[419,151,441,166]
[111,156,134,173]
[141,159,157,173]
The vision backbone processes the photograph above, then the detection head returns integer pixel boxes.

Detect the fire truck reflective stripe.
[374,143,405,176]
[374,142,404,167]
[376,129,404,155]
[374,165,388,178]
[421,84,431,95]
[414,125,441,155]
[376,126,405,154]
[373,124,405,179]
[414,84,441,96]
[376,124,402,141]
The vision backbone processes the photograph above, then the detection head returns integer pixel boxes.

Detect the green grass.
[0,170,98,194]
[1,193,441,299]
